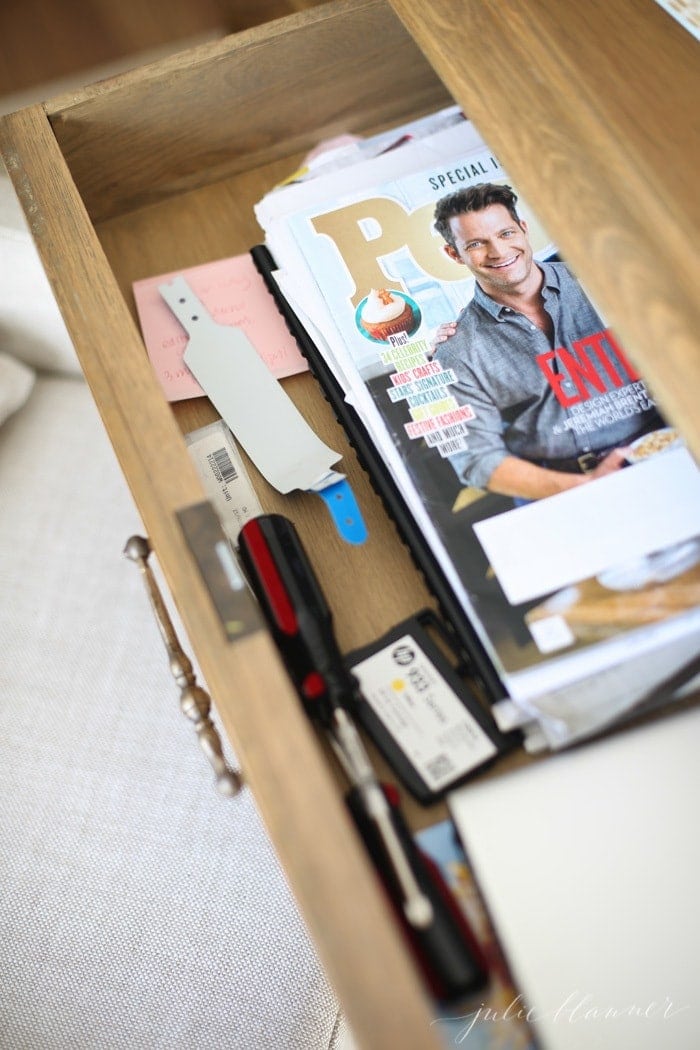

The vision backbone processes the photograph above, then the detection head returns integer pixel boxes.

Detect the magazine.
[416,819,537,1049]
[255,117,700,748]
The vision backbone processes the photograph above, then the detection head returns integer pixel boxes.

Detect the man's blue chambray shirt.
[434,261,660,489]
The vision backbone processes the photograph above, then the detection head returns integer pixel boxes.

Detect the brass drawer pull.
[124,535,243,797]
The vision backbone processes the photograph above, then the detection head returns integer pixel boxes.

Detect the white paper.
[474,448,700,605]
[447,706,700,1050]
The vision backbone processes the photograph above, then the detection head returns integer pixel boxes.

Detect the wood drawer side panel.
[0,102,445,1050]
[44,0,451,223]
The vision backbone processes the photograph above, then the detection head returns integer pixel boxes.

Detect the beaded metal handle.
[124,535,243,797]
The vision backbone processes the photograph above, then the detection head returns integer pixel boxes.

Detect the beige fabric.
[0,78,356,1044]
[0,348,34,425]
[0,376,345,1048]
[0,222,81,376]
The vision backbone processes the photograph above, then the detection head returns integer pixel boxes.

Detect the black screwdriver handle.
[238,514,357,723]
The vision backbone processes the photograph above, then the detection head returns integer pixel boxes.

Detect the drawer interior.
[38,0,462,735]
[0,7,474,1044]
[45,0,451,222]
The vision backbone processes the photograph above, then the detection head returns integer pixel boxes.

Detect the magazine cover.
[416,819,537,1049]
[267,133,700,729]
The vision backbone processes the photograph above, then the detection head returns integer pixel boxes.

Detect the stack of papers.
[254,107,700,749]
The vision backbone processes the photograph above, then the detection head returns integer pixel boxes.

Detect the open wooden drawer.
[0,3,463,1047]
[1,0,697,1047]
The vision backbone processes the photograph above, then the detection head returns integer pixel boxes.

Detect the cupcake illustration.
[356,288,420,342]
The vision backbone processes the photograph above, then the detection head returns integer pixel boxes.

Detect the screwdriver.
[237,513,487,998]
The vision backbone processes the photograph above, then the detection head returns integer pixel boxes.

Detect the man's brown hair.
[433,183,522,249]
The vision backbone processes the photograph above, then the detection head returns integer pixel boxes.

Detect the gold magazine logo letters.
[309,197,459,306]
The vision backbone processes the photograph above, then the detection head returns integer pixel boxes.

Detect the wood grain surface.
[43,1,449,223]
[0,0,328,95]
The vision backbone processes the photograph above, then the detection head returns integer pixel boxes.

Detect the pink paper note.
[133,254,307,401]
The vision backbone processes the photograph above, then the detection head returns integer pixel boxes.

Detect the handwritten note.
[133,253,307,401]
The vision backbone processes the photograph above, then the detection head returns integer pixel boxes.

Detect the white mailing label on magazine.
[351,633,498,791]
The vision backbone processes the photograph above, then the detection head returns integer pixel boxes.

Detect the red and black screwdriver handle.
[237,514,489,1001]
[237,513,359,728]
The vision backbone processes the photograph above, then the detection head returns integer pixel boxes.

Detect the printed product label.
[185,420,263,543]
[351,634,497,790]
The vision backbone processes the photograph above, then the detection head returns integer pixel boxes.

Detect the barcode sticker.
[351,633,497,791]
[211,446,238,484]
[185,420,263,543]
